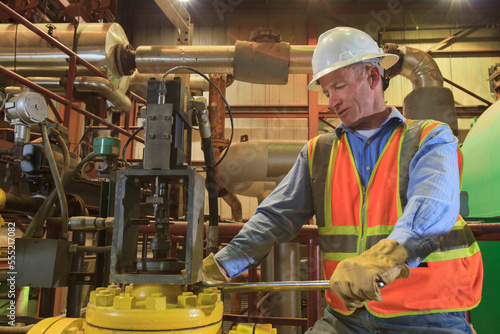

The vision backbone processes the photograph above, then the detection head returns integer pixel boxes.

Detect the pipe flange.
[116,43,137,76]
[212,138,229,150]
[382,43,404,79]
[250,27,282,43]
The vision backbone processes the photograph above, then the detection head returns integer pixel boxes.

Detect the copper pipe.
[209,74,242,221]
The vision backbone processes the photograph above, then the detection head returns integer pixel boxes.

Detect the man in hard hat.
[204,27,482,333]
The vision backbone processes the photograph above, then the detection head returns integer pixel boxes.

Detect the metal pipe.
[0,191,45,214]
[135,45,314,75]
[202,280,329,294]
[0,4,108,79]
[0,65,144,143]
[129,73,210,99]
[72,245,112,254]
[28,77,131,112]
[67,231,85,318]
[208,74,242,222]
[216,140,305,196]
[274,243,301,334]
[72,77,131,112]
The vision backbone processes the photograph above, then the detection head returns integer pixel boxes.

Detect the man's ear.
[367,66,381,90]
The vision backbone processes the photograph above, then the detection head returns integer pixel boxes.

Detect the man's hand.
[329,239,411,310]
[202,253,230,282]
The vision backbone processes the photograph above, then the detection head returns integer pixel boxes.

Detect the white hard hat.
[308,27,399,91]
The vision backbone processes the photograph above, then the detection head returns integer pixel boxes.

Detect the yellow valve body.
[29,284,223,333]
[85,284,223,333]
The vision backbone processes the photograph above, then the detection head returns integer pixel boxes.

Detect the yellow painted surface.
[85,285,223,332]
[27,317,85,334]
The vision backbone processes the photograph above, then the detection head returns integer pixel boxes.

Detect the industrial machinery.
[13,74,229,333]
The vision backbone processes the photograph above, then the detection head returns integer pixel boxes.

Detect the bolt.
[162,134,170,139]
[113,292,136,310]
[146,293,167,310]
[89,287,107,304]
[107,284,121,296]
[125,285,133,294]
[163,115,172,120]
[148,134,156,139]
[95,290,114,307]
[198,289,218,306]
[177,291,197,308]
[149,115,156,120]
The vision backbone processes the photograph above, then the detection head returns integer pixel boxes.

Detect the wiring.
[161,66,234,168]
[121,125,144,168]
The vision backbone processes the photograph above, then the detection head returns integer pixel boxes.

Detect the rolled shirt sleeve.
[388,125,461,268]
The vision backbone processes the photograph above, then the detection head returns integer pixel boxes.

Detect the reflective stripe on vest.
[307,119,482,317]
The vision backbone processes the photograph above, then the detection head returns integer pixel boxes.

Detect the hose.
[122,126,144,168]
[39,123,69,239]
[202,136,219,255]
[24,152,95,238]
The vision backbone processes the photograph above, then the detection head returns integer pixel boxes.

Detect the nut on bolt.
[114,292,136,310]
[198,288,219,306]
[177,291,197,308]
[95,290,114,307]
[146,293,167,310]
[89,287,107,304]
[107,284,121,296]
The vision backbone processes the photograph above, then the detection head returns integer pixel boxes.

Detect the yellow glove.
[202,253,230,282]
[329,239,411,310]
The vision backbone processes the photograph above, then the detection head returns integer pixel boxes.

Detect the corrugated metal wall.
[132,8,500,220]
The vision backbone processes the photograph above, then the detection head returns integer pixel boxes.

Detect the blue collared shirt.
[216,108,461,276]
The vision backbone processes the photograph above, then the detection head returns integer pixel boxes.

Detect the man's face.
[318,64,378,130]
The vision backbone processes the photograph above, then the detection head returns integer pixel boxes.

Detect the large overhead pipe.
[134,45,314,83]
[0,23,132,88]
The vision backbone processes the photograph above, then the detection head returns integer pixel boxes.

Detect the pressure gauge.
[4,91,48,125]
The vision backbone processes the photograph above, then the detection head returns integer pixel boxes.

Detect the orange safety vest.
[307,119,483,317]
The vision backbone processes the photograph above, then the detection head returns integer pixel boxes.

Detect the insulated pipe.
[135,45,314,76]
[384,44,458,134]
[27,77,131,112]
[216,140,305,196]
[393,45,444,89]
[129,72,210,99]
[0,22,129,80]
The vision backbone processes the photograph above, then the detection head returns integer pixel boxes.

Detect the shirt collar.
[334,107,405,138]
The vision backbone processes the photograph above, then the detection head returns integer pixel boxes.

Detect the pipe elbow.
[399,46,443,89]
[75,76,131,112]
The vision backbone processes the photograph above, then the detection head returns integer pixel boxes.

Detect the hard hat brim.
[307,53,399,92]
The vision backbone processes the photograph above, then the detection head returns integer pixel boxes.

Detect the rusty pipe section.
[135,45,314,76]
[27,76,131,112]
[396,46,444,89]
